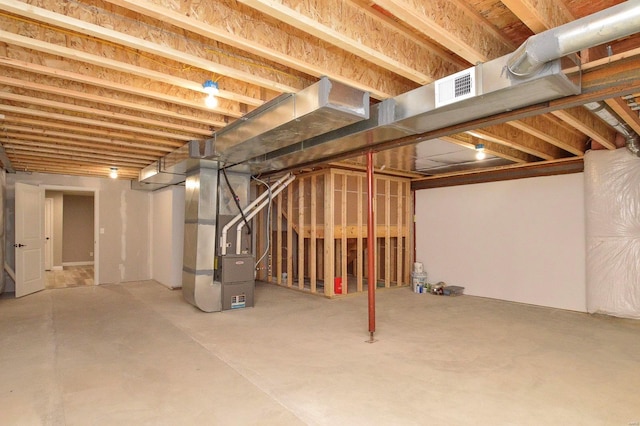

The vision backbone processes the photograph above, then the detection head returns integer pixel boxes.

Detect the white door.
[44,198,53,271]
[15,182,45,298]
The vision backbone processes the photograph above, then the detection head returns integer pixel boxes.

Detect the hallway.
[45,265,94,289]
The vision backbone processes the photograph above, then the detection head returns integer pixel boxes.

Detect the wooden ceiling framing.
[0,0,639,181]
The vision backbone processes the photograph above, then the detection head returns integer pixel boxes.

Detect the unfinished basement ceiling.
[0,0,639,182]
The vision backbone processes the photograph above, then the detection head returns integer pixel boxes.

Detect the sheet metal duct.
[584,101,640,157]
[390,54,580,135]
[136,141,220,191]
[205,76,369,164]
[248,100,411,172]
[508,1,640,76]
[250,2,640,174]
[135,2,639,180]
[249,53,581,173]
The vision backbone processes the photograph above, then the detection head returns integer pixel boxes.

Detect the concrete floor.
[1,281,639,425]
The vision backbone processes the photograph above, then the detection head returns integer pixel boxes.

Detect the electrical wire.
[221,167,251,235]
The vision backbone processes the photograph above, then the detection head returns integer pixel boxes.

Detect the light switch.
[100,228,105,234]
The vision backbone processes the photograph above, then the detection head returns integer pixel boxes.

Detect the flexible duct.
[508,1,640,76]
[584,102,640,157]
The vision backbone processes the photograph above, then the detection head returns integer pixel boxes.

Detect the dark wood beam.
[411,158,584,190]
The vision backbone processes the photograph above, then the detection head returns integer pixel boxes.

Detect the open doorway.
[44,189,97,289]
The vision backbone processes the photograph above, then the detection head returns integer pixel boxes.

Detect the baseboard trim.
[51,266,63,271]
[62,261,95,267]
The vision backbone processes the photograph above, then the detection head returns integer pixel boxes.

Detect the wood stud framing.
[258,168,412,297]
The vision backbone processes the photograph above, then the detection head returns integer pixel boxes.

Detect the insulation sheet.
[585,149,640,318]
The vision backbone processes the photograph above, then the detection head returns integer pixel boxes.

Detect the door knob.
[14,243,25,248]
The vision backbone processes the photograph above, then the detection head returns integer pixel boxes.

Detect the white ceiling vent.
[435,67,477,108]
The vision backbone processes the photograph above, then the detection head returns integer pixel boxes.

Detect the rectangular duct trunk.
[248,54,580,174]
[391,55,580,134]
[137,141,224,191]
[248,100,413,173]
[206,77,369,165]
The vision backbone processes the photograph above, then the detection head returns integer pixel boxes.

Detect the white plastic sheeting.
[585,149,640,318]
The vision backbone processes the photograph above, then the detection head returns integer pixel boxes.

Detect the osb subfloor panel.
[1,280,639,425]
[46,265,94,289]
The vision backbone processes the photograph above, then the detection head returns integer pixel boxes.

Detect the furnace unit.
[220,254,255,310]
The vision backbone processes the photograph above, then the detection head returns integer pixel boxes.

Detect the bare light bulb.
[109,168,118,179]
[205,94,219,109]
[203,80,219,109]
[475,150,486,160]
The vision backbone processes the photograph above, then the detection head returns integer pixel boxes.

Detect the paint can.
[411,272,427,293]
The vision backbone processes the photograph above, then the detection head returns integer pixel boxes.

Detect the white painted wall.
[6,172,152,285]
[415,173,586,312]
[150,186,185,289]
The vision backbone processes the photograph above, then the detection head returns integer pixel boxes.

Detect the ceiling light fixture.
[109,167,118,179]
[475,143,486,160]
[203,79,219,109]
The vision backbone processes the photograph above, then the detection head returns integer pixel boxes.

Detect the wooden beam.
[467,125,567,160]
[576,47,640,73]
[411,158,584,190]
[286,183,293,287]
[310,174,317,293]
[1,133,160,159]
[404,181,412,285]
[384,178,391,287]
[605,97,640,135]
[7,151,147,168]
[324,170,335,296]
[237,0,461,84]
[0,104,193,142]
[0,0,294,98]
[0,75,228,128]
[1,117,180,150]
[104,0,416,98]
[4,145,150,167]
[11,162,139,179]
[373,0,514,63]
[507,115,587,156]
[297,178,305,290]
[0,57,246,117]
[551,107,617,150]
[501,0,573,33]
[0,92,211,137]
[442,134,537,163]
[0,30,261,106]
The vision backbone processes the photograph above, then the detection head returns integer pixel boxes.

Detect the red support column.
[367,151,376,341]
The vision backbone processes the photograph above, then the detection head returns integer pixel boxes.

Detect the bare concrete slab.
[1,280,639,425]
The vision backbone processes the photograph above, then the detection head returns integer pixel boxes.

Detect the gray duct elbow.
[507,1,640,77]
